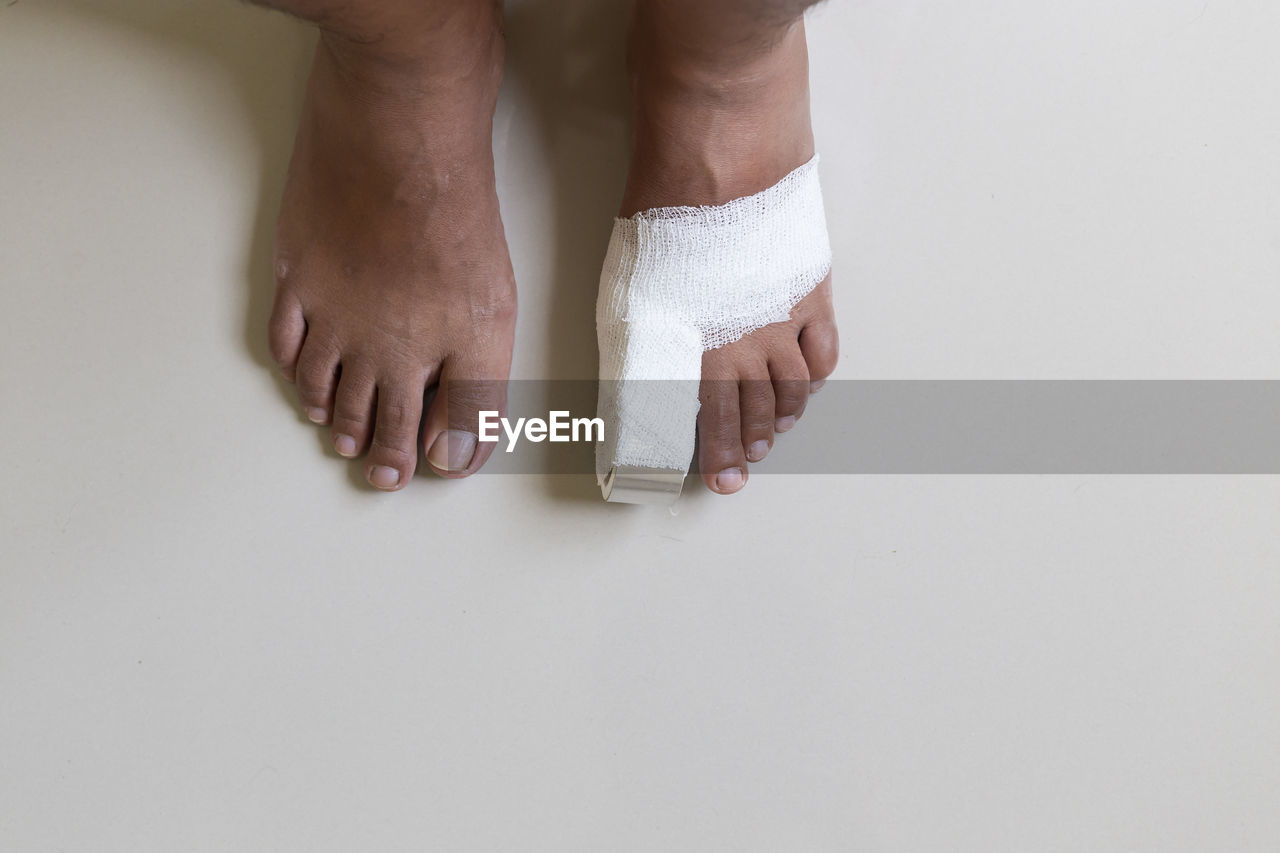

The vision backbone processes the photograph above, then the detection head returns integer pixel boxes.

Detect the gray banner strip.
[468,381,1280,474]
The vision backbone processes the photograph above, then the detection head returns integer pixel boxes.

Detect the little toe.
[330,365,376,458]
[365,380,425,491]
[698,374,748,495]
[798,317,839,387]
[793,276,839,387]
[268,287,306,382]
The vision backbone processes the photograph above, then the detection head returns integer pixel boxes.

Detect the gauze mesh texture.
[596,154,832,482]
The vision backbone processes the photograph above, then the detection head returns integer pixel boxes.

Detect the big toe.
[423,353,511,479]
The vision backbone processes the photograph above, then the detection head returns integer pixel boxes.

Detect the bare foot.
[268,2,516,491]
[621,5,839,495]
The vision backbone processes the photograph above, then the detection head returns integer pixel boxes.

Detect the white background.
[2,0,1278,850]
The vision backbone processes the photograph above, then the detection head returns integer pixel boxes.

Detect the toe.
[739,373,776,464]
[769,346,810,433]
[365,380,425,491]
[422,353,510,478]
[697,372,748,495]
[796,276,840,389]
[294,329,341,425]
[798,318,839,388]
[268,288,306,381]
[330,365,376,458]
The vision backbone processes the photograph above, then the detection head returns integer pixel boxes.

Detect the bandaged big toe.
[595,154,833,503]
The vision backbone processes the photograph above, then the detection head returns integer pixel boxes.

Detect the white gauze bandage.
[595,154,832,491]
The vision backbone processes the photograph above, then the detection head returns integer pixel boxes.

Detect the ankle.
[628,1,806,88]
[621,19,814,212]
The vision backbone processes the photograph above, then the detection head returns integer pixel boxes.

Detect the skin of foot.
[621,1,839,495]
[266,0,516,491]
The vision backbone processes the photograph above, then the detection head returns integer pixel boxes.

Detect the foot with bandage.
[265,0,516,491]
[597,0,839,501]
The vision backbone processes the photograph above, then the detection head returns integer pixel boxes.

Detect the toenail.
[306,407,328,424]
[428,430,478,472]
[775,415,797,433]
[369,465,400,489]
[715,468,745,493]
[747,439,770,462]
[810,379,826,393]
[334,434,357,457]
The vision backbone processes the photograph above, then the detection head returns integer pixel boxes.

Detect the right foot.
[268,5,516,491]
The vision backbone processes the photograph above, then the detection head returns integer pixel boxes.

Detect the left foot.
[621,8,839,495]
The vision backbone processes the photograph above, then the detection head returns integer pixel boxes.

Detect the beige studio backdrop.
[2,0,1279,850]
